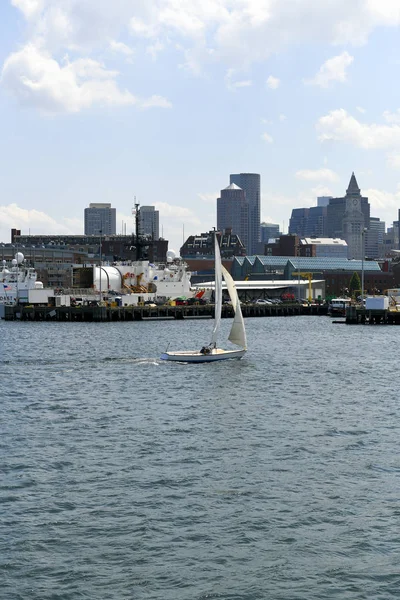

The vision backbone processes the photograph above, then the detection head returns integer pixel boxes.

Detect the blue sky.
[1,0,400,252]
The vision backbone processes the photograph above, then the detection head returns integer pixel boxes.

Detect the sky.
[1,0,400,253]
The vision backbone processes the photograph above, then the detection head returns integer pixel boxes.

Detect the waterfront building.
[11,233,168,263]
[140,205,159,240]
[264,234,347,258]
[230,173,261,255]
[230,255,394,296]
[84,203,116,235]
[301,238,348,258]
[217,183,249,252]
[264,234,316,257]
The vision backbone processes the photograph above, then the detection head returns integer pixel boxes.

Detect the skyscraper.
[260,222,280,242]
[326,174,370,240]
[140,205,159,240]
[229,173,260,255]
[365,217,385,259]
[84,203,116,235]
[288,208,310,237]
[217,183,248,251]
[317,196,333,207]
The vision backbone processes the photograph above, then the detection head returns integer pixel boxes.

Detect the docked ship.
[72,250,193,305]
[328,297,352,317]
[0,253,51,318]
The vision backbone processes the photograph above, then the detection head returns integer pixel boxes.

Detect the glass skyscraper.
[229,173,260,255]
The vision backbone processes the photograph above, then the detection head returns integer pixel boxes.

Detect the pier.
[3,302,328,322]
[345,306,400,325]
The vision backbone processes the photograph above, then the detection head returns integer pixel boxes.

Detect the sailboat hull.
[160,348,246,363]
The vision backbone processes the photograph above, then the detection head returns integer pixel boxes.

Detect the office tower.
[217,183,248,252]
[288,208,309,236]
[260,222,280,242]
[230,173,260,254]
[366,217,385,259]
[140,205,159,240]
[305,206,327,237]
[84,203,116,235]
[317,196,332,207]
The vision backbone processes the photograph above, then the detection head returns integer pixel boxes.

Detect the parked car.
[255,299,273,305]
[187,297,208,305]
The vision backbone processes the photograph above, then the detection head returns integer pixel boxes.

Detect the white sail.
[221,265,247,349]
[160,234,247,362]
[211,234,222,346]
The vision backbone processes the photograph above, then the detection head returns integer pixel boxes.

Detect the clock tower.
[342,172,365,260]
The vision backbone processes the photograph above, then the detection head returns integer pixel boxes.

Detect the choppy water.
[1,316,400,599]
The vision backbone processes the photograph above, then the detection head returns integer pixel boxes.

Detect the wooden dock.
[3,303,328,322]
[346,306,400,325]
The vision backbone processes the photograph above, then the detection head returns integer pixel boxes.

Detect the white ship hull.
[160,348,246,363]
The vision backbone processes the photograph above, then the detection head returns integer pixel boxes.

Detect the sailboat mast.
[211,232,222,347]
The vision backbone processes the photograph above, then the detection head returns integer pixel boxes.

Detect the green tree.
[349,272,361,298]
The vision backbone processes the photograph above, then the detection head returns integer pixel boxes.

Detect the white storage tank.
[365,296,389,310]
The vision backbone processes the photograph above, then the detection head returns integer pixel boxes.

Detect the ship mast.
[129,198,153,261]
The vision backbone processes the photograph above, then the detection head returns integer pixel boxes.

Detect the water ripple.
[1,317,399,599]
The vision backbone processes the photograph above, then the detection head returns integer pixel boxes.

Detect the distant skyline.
[1,1,400,252]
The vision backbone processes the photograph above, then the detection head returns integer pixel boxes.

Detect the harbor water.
[1,316,400,599]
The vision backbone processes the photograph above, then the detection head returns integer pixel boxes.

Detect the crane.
[292,272,313,302]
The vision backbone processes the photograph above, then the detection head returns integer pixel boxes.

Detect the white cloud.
[225,68,252,90]
[266,75,280,90]
[0,203,82,242]
[317,109,400,149]
[5,1,400,112]
[198,192,219,204]
[139,95,172,109]
[9,0,400,74]
[154,201,203,251]
[304,51,354,88]
[146,40,165,60]
[356,106,366,113]
[279,114,286,121]
[383,109,400,124]
[109,39,134,56]
[154,201,201,224]
[364,187,400,223]
[11,0,44,19]
[296,168,339,182]
[1,44,170,114]
[261,132,273,143]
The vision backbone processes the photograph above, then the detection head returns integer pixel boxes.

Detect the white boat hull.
[160,348,246,362]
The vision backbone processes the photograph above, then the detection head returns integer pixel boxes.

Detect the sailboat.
[160,235,247,362]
